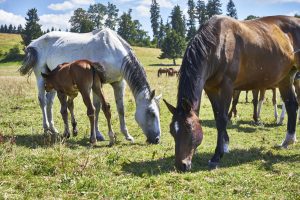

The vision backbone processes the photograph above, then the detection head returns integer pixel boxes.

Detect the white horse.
[19,28,162,144]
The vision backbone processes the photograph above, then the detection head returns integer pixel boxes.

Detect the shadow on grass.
[12,133,148,149]
[122,147,299,176]
[201,119,258,133]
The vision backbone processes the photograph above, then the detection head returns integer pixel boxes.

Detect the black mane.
[121,51,151,96]
[177,22,217,108]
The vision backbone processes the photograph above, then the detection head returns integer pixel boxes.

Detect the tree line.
[1,0,300,64]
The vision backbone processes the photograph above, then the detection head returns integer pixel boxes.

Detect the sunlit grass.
[0,45,299,199]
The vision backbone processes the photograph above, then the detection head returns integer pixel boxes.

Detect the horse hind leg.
[252,89,259,124]
[278,78,298,148]
[67,97,78,137]
[271,88,278,123]
[46,90,58,134]
[228,90,240,120]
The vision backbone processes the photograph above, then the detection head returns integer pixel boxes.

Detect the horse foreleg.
[278,77,298,148]
[57,92,70,138]
[46,90,58,133]
[37,77,50,134]
[111,80,134,142]
[271,88,278,122]
[206,79,233,169]
[257,89,266,121]
[252,89,259,123]
[228,90,240,120]
[67,97,78,137]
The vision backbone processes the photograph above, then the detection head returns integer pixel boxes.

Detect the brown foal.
[41,60,115,146]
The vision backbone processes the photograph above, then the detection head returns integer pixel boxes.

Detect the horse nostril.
[155,137,160,144]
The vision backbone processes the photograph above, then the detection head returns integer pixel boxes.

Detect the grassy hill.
[0,33,299,199]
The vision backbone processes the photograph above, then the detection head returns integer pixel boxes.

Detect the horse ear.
[163,99,176,114]
[182,98,192,113]
[150,90,155,100]
[41,72,48,78]
[155,93,162,102]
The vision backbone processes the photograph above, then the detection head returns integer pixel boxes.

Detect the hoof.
[277,118,284,125]
[208,160,219,170]
[49,126,59,134]
[108,141,114,147]
[223,143,230,153]
[281,133,296,148]
[96,132,105,141]
[126,135,134,143]
[90,138,97,145]
[73,129,78,137]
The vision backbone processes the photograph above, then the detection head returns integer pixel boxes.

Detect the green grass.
[0,43,299,199]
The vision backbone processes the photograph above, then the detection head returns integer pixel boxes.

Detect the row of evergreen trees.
[0,24,23,34]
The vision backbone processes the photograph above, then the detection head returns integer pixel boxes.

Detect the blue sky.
[0,0,300,37]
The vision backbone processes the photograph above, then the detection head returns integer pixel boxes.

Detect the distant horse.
[164,16,300,171]
[157,68,169,77]
[19,28,161,144]
[41,60,115,146]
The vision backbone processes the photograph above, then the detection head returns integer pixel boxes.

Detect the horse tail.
[19,47,38,76]
[91,62,106,83]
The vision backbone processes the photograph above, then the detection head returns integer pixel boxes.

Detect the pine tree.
[157,18,165,48]
[88,3,107,29]
[22,8,43,46]
[117,9,135,43]
[187,0,197,41]
[0,25,4,33]
[17,24,23,33]
[8,24,13,33]
[226,0,237,19]
[69,8,94,33]
[206,0,222,18]
[160,30,186,65]
[105,2,119,30]
[150,0,160,40]
[4,24,8,33]
[170,5,186,37]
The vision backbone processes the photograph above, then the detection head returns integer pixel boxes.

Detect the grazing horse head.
[135,90,162,144]
[164,99,203,171]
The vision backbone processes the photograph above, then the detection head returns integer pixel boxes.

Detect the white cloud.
[0,9,25,26]
[40,12,72,31]
[0,0,6,3]
[136,5,150,17]
[48,0,95,11]
[139,0,173,8]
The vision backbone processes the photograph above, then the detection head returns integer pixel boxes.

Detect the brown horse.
[157,68,169,77]
[41,60,115,146]
[164,16,300,171]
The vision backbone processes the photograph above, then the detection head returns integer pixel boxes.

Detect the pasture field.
[0,45,299,199]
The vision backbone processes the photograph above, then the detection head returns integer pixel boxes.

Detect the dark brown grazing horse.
[41,60,115,146]
[229,88,278,123]
[157,68,169,77]
[164,15,300,171]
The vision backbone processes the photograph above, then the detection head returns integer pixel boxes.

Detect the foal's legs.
[278,76,298,148]
[111,80,134,142]
[93,94,105,141]
[57,92,70,138]
[67,97,78,137]
[80,89,97,144]
[206,78,233,168]
[93,81,115,146]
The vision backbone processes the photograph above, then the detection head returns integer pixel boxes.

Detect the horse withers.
[41,60,115,146]
[164,15,300,171]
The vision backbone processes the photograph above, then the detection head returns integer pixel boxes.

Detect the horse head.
[164,98,203,172]
[135,90,162,144]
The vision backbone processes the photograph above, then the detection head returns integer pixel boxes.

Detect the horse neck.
[121,51,151,102]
